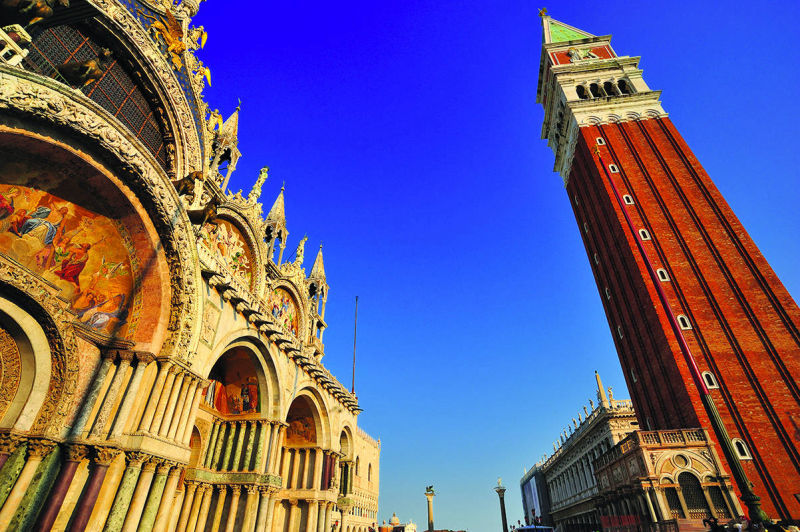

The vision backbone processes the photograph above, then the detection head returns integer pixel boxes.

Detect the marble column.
[137,460,172,532]
[185,482,206,532]
[0,440,55,523]
[70,447,121,532]
[323,502,333,532]
[120,457,159,532]
[166,377,193,439]
[211,423,228,470]
[172,379,200,441]
[220,423,237,471]
[285,500,299,532]
[148,365,180,433]
[157,371,186,436]
[316,501,326,532]
[152,464,182,532]
[253,421,268,474]
[195,485,215,532]
[302,449,311,489]
[255,487,273,532]
[71,350,116,437]
[242,422,257,471]
[306,500,319,532]
[180,383,205,444]
[223,485,241,532]
[33,444,90,531]
[167,490,185,532]
[209,486,227,532]
[91,351,135,439]
[230,422,247,471]
[103,452,148,532]
[204,420,221,468]
[109,352,154,438]
[264,423,278,474]
[290,450,301,489]
[176,481,199,532]
[138,361,170,431]
[241,485,259,532]
[268,424,286,476]
[313,448,324,490]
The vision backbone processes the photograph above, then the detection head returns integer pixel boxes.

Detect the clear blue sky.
[194,2,800,530]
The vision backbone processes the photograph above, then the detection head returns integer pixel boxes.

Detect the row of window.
[576,79,633,100]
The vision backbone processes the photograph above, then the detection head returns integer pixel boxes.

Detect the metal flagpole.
[591,143,768,525]
[352,295,358,394]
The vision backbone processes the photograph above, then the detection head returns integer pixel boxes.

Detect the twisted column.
[70,446,121,532]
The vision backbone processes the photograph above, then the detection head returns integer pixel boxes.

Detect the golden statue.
[138,7,186,70]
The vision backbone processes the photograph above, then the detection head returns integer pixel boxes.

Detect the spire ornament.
[248,166,269,203]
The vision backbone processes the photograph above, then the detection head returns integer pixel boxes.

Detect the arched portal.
[204,346,263,416]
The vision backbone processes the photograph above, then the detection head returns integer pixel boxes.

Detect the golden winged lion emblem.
[138,7,186,70]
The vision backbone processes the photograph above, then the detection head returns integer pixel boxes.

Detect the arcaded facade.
[0,1,379,531]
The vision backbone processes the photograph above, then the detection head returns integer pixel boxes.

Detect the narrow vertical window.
[594,253,600,265]
[583,222,589,234]
[639,229,651,241]
[608,164,619,173]
[596,137,606,146]
[732,439,752,460]
[702,371,719,389]
[623,195,634,205]
[657,268,670,281]
[677,314,691,330]
[605,287,611,300]
[617,325,624,339]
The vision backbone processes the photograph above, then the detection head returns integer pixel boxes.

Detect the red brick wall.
[565,117,800,519]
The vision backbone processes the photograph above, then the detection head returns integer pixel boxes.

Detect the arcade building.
[0,1,380,531]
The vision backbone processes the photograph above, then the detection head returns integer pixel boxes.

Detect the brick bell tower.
[536,11,800,519]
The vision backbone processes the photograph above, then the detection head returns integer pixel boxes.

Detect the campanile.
[536,12,800,518]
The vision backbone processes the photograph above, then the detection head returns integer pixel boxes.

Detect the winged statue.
[138,6,186,70]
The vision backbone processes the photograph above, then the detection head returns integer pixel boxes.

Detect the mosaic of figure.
[0,184,135,337]
[204,348,261,416]
[267,286,299,337]
[199,218,253,286]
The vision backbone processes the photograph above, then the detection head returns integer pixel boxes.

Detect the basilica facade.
[0,1,379,531]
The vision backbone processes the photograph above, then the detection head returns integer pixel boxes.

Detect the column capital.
[156,461,175,475]
[117,349,136,362]
[101,349,119,360]
[230,485,242,496]
[27,439,56,458]
[65,444,91,462]
[94,446,122,465]
[143,457,163,471]
[245,485,259,495]
[0,433,24,454]
[289,499,299,506]
[136,351,156,364]
[167,364,182,375]
[215,485,228,494]
[125,451,150,467]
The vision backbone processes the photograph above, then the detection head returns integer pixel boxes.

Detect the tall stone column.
[220,423,237,471]
[180,382,205,444]
[175,481,199,532]
[71,350,116,438]
[103,452,148,532]
[0,440,55,523]
[290,450,301,489]
[211,423,228,470]
[315,501,326,532]
[157,370,186,436]
[268,424,287,475]
[152,464,182,532]
[204,420,221,468]
[494,483,508,532]
[148,365,180,433]
[424,490,435,532]
[185,482,207,532]
[242,422,257,471]
[172,379,200,441]
[302,449,312,489]
[70,446,121,532]
[91,351,135,438]
[120,457,160,532]
[313,448,324,490]
[306,500,319,532]
[34,444,89,531]
[223,485,241,532]
[255,487,273,532]
[241,485,259,532]
[254,421,269,473]
[285,500,299,532]
[323,502,333,532]
[231,421,247,471]
[109,352,154,438]
[138,361,170,431]
[136,460,172,532]
[195,485,215,532]
[167,376,193,439]
[264,422,278,474]
[209,485,228,532]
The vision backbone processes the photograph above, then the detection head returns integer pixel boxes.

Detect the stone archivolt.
[0,1,379,531]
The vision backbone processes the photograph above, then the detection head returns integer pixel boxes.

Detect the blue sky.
[194,2,800,530]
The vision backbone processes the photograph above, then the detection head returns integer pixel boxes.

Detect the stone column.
[268,424,287,475]
[90,351,135,439]
[148,365,180,433]
[285,500,299,532]
[220,423,238,471]
[242,421,257,471]
[323,502,333,532]
[185,482,207,532]
[167,376,194,440]
[254,421,268,473]
[180,383,205,445]
[71,350,116,437]
[290,450,301,489]
[425,491,436,532]
[71,446,121,532]
[209,485,227,532]
[138,361,170,431]
[120,457,160,532]
[675,487,690,519]
[109,352,154,438]
[33,443,89,531]
[0,440,55,523]
[204,420,221,468]
[173,379,200,441]
[152,465,183,532]
[103,452,148,532]
[313,448,324,490]
[223,485,241,532]
[137,460,172,532]
[644,489,658,523]
[306,500,319,532]
[241,485,259,532]
[157,370,186,436]
[231,421,247,471]
[316,501,326,532]
[176,481,199,532]
[195,484,215,531]
[255,487,273,532]
[211,423,228,470]
[264,422,278,474]
[302,449,312,489]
